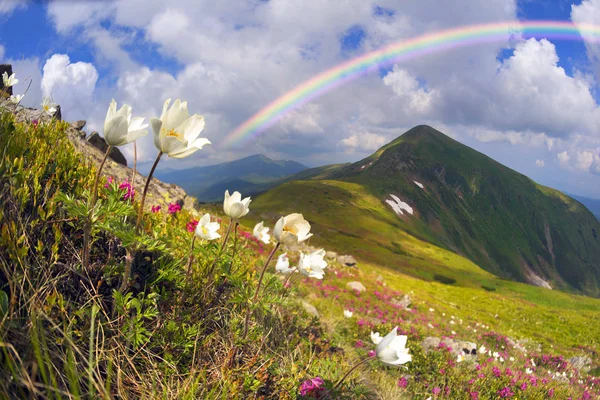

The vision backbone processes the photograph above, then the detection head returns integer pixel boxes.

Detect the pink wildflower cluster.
[151,205,161,213]
[299,377,325,397]
[238,229,265,255]
[186,219,199,233]
[119,180,135,201]
[168,202,181,214]
[104,176,114,188]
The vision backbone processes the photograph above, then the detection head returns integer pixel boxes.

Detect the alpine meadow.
[2,2,600,400]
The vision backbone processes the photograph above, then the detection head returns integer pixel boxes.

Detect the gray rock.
[441,338,478,357]
[87,131,127,166]
[72,120,86,131]
[301,301,319,318]
[346,281,366,293]
[391,294,411,309]
[421,337,441,352]
[325,251,338,260]
[569,356,592,372]
[337,254,357,267]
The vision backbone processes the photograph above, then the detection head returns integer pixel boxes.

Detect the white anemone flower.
[2,72,18,88]
[275,253,296,275]
[9,94,23,104]
[273,213,312,246]
[252,221,270,244]
[194,213,221,241]
[370,331,383,345]
[479,345,487,354]
[103,99,148,146]
[525,368,533,375]
[375,327,412,366]
[343,309,353,318]
[223,190,251,220]
[457,353,466,363]
[42,97,57,116]
[297,249,327,279]
[151,98,210,158]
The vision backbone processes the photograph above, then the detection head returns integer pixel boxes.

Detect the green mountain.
[154,154,307,202]
[251,125,600,297]
[567,193,600,220]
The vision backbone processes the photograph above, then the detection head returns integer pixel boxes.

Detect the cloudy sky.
[2,0,600,198]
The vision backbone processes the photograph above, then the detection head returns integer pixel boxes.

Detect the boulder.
[301,301,319,318]
[337,254,357,267]
[421,337,441,352]
[346,281,366,293]
[391,294,411,309]
[87,131,127,166]
[569,356,592,372]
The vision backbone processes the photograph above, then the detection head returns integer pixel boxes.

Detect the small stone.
[346,281,366,293]
[337,254,357,267]
[325,251,338,260]
[87,131,127,166]
[301,301,319,318]
[421,337,441,353]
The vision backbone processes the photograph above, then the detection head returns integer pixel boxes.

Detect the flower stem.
[241,242,280,339]
[228,223,239,274]
[186,234,197,281]
[82,145,111,270]
[334,357,372,390]
[130,141,137,193]
[207,219,233,276]
[135,151,163,234]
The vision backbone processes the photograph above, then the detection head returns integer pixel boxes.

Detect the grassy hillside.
[155,154,307,202]
[2,110,599,400]
[252,125,600,297]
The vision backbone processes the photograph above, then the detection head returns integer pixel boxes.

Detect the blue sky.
[1,0,600,199]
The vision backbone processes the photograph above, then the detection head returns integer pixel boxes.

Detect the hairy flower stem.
[82,145,111,270]
[130,141,137,192]
[228,223,239,274]
[186,235,197,281]
[334,357,372,390]
[241,242,280,340]
[135,151,163,234]
[207,219,233,277]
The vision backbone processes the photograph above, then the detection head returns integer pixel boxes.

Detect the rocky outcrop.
[86,131,128,166]
[3,100,196,212]
[421,336,478,358]
[346,281,366,293]
[337,255,357,267]
[390,294,411,309]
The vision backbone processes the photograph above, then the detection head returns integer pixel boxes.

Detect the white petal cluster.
[297,249,327,279]
[223,190,251,220]
[103,99,148,146]
[253,221,270,244]
[195,213,221,241]
[273,213,312,246]
[151,99,210,158]
[275,253,296,275]
[375,327,412,366]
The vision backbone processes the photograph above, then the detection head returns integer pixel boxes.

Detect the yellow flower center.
[283,225,298,235]
[165,128,183,140]
[202,226,208,235]
[43,105,49,111]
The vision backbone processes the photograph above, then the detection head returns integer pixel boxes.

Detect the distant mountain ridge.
[250,125,600,297]
[155,154,308,202]
[566,193,600,220]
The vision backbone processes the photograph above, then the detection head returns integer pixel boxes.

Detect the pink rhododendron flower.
[119,180,135,201]
[104,176,114,188]
[151,205,161,213]
[186,219,199,232]
[397,377,408,388]
[299,377,325,396]
[168,202,181,214]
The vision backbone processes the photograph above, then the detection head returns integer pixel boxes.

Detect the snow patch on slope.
[413,181,424,189]
[386,194,414,215]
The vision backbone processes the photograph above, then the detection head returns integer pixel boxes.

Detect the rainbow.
[220,20,600,148]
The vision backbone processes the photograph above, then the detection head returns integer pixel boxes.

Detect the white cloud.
[340,132,387,153]
[0,44,4,60]
[557,151,570,167]
[41,54,98,121]
[0,0,28,15]
[535,159,545,168]
[571,0,600,80]
[383,66,438,115]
